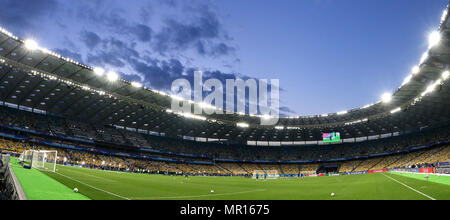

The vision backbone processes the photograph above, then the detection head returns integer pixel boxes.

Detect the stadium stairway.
[215,164,232,174]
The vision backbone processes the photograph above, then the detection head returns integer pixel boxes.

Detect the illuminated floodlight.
[93,67,105,76]
[237,123,249,128]
[402,75,413,86]
[442,10,448,22]
[131,81,142,88]
[170,95,184,101]
[106,72,119,82]
[24,39,39,51]
[390,107,401,114]
[442,71,449,79]
[428,31,441,48]
[422,81,440,96]
[199,102,215,109]
[411,66,420,75]
[261,114,272,119]
[275,126,284,130]
[337,111,348,115]
[381,93,392,103]
[425,84,436,94]
[419,52,429,64]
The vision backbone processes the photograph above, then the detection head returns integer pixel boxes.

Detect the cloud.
[80,31,101,49]
[0,0,58,34]
[128,58,185,90]
[153,5,233,57]
[210,43,234,56]
[86,37,140,67]
[131,24,153,42]
[53,48,83,63]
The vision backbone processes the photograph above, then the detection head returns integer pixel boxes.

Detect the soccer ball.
[74,188,79,193]
[210,190,214,193]
[331,192,335,197]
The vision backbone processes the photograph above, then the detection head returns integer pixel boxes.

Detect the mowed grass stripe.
[381,173,436,200]
[42,165,450,200]
[9,159,89,200]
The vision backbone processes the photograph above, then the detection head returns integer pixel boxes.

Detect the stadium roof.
[0,4,449,144]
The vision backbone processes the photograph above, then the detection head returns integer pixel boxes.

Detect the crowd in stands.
[1,137,448,176]
[1,106,449,162]
[0,106,449,176]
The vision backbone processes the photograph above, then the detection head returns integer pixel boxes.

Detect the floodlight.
[106,72,119,82]
[390,107,401,114]
[402,75,413,86]
[425,84,436,94]
[237,123,249,128]
[442,10,448,22]
[337,111,348,115]
[442,71,449,79]
[420,52,429,64]
[262,114,271,119]
[428,31,441,48]
[381,93,392,103]
[411,66,420,75]
[131,81,142,88]
[24,39,39,51]
[93,67,105,76]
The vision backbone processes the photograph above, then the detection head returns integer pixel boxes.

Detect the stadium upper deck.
[0,4,449,145]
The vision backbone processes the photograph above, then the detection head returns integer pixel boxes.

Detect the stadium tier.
[0,105,448,176]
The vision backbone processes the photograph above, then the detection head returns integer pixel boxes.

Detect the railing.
[0,154,27,200]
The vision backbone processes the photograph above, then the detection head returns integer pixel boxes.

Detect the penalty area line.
[47,170,131,200]
[381,173,436,200]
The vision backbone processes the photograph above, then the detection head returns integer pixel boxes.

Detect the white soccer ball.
[331,192,335,197]
[74,188,79,193]
[210,190,214,193]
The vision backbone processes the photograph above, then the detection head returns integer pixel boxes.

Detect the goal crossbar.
[252,170,279,179]
[20,150,58,172]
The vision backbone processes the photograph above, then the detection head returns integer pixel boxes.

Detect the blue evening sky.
[0,0,447,115]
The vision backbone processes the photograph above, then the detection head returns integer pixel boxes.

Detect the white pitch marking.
[49,171,131,200]
[381,173,436,200]
[131,189,266,200]
[64,168,118,183]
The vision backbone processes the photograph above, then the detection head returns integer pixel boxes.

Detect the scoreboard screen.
[323,132,341,143]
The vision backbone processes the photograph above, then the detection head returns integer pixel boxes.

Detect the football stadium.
[0,1,450,204]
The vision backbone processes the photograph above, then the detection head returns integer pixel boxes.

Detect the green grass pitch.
[10,159,450,200]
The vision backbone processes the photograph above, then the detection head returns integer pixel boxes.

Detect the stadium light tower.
[107,71,119,82]
[24,39,39,51]
[428,31,441,48]
[381,93,392,103]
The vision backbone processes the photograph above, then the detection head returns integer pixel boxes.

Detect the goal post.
[19,150,57,172]
[252,170,279,179]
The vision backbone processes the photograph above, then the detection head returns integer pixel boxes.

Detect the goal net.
[252,170,279,179]
[19,150,57,172]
